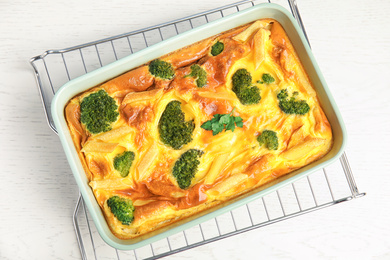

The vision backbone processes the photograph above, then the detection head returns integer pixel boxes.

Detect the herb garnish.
[201,108,243,136]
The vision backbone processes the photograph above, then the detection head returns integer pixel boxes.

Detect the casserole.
[52,3,346,249]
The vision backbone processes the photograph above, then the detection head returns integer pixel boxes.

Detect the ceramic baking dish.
[51,3,347,250]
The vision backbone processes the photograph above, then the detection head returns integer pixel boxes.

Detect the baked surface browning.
[65,19,332,239]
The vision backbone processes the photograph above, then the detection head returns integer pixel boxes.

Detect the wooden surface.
[1,0,389,259]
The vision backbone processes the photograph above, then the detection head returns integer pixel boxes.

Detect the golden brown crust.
[103,66,155,97]
[164,38,215,68]
[65,19,333,240]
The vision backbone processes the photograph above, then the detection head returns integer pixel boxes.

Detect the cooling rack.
[30,0,365,259]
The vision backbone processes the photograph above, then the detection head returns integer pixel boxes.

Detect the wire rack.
[30,0,365,259]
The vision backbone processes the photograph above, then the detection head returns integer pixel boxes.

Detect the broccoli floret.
[172,149,204,189]
[158,101,195,150]
[257,130,279,150]
[277,89,310,115]
[80,90,119,134]
[113,151,135,177]
[257,73,275,84]
[184,64,207,88]
[232,68,252,88]
[149,59,175,80]
[107,196,135,225]
[232,68,261,105]
[277,89,288,100]
[235,86,261,105]
[211,41,224,56]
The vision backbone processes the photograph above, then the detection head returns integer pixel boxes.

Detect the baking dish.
[52,3,347,250]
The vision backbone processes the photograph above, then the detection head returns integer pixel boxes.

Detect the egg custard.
[65,19,332,239]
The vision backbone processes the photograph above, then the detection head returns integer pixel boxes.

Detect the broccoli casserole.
[65,19,333,239]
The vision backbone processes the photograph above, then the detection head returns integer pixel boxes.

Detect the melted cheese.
[65,19,332,240]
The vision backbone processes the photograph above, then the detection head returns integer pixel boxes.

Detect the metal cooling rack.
[30,0,366,259]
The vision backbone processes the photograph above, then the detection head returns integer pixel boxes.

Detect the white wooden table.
[1,0,389,259]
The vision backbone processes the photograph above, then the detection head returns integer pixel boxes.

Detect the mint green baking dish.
[51,3,347,250]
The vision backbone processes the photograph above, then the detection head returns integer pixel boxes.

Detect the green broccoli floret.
[158,100,195,150]
[277,89,288,100]
[149,59,175,80]
[107,196,135,225]
[257,130,279,150]
[235,86,261,105]
[113,151,135,177]
[172,149,204,189]
[257,73,275,84]
[232,68,252,88]
[211,41,224,56]
[232,68,261,105]
[277,89,310,115]
[184,64,207,88]
[80,90,119,134]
